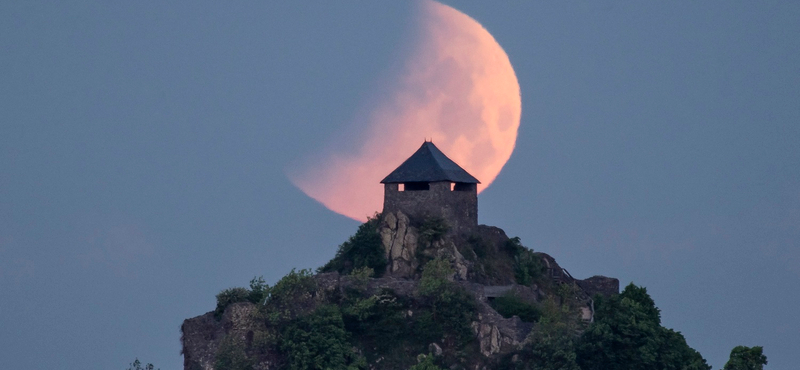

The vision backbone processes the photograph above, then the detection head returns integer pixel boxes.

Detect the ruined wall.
[383,181,477,232]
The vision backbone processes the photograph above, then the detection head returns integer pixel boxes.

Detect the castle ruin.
[381,141,479,232]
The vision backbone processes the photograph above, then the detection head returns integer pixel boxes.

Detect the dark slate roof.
[381,142,480,184]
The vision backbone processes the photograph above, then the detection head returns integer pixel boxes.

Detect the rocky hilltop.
[181,211,618,370]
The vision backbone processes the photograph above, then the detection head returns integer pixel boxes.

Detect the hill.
[181,211,713,370]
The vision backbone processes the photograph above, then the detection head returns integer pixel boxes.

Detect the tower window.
[404,182,430,191]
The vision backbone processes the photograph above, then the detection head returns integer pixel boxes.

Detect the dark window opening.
[453,182,475,192]
[404,182,430,191]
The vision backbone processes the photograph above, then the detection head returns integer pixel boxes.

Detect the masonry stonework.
[383,181,477,232]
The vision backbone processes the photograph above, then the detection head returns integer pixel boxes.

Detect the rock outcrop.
[181,213,619,369]
[380,211,472,281]
[181,302,265,370]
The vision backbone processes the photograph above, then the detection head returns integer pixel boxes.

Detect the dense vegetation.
[319,214,386,277]
[201,217,766,370]
[489,291,541,323]
[209,260,478,370]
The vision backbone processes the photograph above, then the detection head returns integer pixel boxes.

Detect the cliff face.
[181,212,618,370]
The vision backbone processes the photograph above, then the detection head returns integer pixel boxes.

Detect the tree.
[723,346,767,370]
[279,305,365,370]
[320,215,386,276]
[416,258,477,346]
[409,355,443,370]
[524,299,581,370]
[576,283,711,370]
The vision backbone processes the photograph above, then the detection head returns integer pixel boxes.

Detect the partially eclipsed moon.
[290,0,521,221]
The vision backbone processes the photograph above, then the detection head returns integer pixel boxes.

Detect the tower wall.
[383,181,477,232]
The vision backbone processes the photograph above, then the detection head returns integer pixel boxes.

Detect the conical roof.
[381,142,480,184]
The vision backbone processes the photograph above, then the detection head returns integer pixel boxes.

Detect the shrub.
[513,249,544,287]
[417,258,477,347]
[576,283,711,370]
[215,287,251,319]
[490,293,541,323]
[409,355,444,370]
[723,346,767,370]
[248,276,269,304]
[279,305,365,370]
[419,217,449,245]
[214,276,271,319]
[263,269,317,324]
[320,215,386,277]
[418,258,453,295]
[349,266,374,292]
[342,289,409,356]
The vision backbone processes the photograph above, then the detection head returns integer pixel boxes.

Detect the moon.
[290,0,521,222]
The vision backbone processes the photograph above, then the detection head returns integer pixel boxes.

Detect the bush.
[320,215,386,277]
[576,283,711,370]
[723,346,767,370]
[279,305,365,370]
[409,355,443,370]
[490,293,541,323]
[418,217,449,245]
[263,269,317,324]
[215,287,251,319]
[248,276,269,304]
[342,289,410,356]
[416,258,477,346]
[214,276,271,319]
[513,249,544,287]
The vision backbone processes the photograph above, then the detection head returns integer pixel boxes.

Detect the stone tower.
[381,141,480,232]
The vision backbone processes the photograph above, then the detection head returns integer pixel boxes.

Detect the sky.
[1,1,799,369]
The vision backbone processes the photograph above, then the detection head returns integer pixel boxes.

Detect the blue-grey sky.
[2,1,798,369]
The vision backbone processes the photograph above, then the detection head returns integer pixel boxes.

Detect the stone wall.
[383,181,477,232]
[575,275,620,298]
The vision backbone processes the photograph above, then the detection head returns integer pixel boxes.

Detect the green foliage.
[409,355,444,370]
[263,268,317,324]
[215,336,255,370]
[414,217,451,266]
[349,266,374,291]
[490,292,541,323]
[418,258,454,296]
[342,289,411,358]
[507,237,544,286]
[419,217,449,245]
[462,235,543,285]
[279,305,366,370]
[320,215,386,277]
[461,235,509,283]
[501,298,581,370]
[576,283,711,370]
[214,276,271,319]
[723,346,767,370]
[248,276,269,304]
[215,287,251,319]
[126,358,158,370]
[526,300,581,370]
[416,258,477,346]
